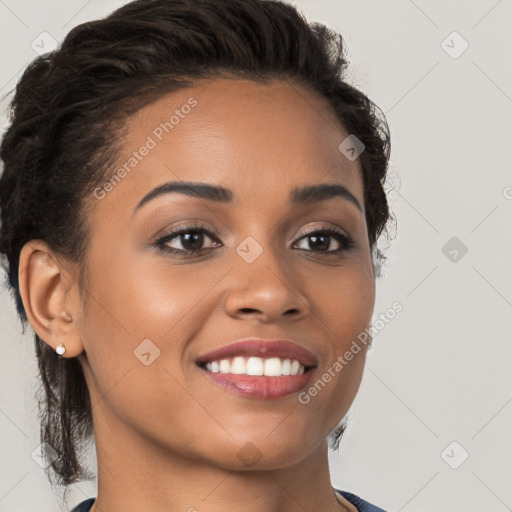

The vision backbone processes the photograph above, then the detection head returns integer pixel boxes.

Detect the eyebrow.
[133,181,362,214]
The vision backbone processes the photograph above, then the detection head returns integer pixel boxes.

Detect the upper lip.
[196,339,318,367]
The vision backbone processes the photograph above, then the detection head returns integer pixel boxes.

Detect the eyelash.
[155,222,355,258]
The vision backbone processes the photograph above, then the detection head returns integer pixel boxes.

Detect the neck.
[87,409,352,512]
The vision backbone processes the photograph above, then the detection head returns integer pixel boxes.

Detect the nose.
[223,240,308,323]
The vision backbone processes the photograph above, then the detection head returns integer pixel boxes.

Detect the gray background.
[1,1,511,511]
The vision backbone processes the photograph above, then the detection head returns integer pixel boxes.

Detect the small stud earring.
[56,344,66,356]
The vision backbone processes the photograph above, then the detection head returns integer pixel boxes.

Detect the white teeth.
[231,356,246,374]
[219,359,231,373]
[264,357,282,376]
[290,360,301,375]
[246,357,264,375]
[204,356,306,376]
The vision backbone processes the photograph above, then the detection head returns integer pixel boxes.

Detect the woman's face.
[76,78,375,469]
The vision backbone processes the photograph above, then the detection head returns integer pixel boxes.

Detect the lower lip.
[201,369,314,399]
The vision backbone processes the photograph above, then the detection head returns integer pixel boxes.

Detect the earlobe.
[18,240,85,358]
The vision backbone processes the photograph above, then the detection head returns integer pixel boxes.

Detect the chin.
[207,433,321,472]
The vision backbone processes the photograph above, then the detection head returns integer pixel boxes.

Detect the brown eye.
[156,224,222,257]
[167,231,209,252]
[294,228,354,253]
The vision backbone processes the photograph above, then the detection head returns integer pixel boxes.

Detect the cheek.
[304,263,374,408]
[83,250,215,343]
[77,257,205,441]
[78,251,223,397]
[317,262,375,339]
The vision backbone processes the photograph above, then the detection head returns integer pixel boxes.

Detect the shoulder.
[335,489,388,512]
[69,497,95,512]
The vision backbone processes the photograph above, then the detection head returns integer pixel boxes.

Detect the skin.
[18,78,376,512]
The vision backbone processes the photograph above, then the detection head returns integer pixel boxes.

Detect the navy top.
[70,489,387,511]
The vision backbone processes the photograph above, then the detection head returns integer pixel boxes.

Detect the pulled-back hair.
[0,0,391,488]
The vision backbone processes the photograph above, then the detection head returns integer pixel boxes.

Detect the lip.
[203,372,315,400]
[196,339,318,367]
[196,339,318,400]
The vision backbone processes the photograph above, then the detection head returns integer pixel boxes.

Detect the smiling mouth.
[195,339,318,399]
[197,357,316,399]
[197,356,318,401]
[197,356,314,376]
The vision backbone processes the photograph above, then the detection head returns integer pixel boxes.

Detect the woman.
[0,0,392,511]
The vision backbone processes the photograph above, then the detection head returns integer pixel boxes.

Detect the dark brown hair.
[0,0,391,488]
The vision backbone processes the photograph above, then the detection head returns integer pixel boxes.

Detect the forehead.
[92,78,364,216]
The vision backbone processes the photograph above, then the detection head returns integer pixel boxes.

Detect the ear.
[18,239,85,358]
